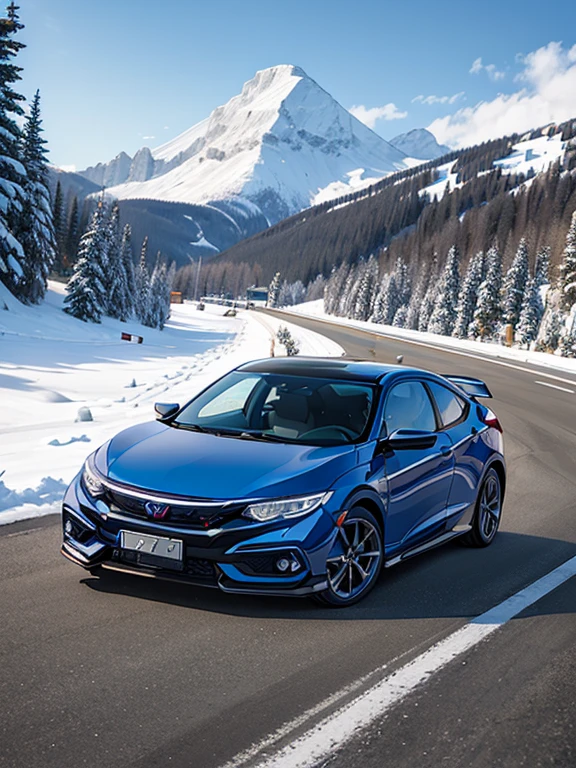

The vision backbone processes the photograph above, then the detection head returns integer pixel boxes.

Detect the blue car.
[61,358,505,606]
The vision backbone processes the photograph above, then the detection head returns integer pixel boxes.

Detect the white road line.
[535,380,575,394]
[277,310,576,388]
[223,555,576,768]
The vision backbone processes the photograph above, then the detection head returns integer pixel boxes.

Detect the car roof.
[236,357,424,383]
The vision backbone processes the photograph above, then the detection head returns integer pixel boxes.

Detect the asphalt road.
[1,311,575,768]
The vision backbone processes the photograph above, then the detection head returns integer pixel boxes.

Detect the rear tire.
[460,468,502,548]
[314,507,383,607]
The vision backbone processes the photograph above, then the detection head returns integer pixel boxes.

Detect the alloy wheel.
[479,474,501,540]
[326,517,382,600]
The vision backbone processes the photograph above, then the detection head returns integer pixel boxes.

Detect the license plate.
[120,530,183,563]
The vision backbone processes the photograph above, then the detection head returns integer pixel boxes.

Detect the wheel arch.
[341,487,386,538]
[486,458,506,501]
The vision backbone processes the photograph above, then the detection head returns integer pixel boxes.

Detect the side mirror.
[154,402,180,421]
[384,429,438,450]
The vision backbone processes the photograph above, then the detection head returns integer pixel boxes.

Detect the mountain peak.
[390,128,450,161]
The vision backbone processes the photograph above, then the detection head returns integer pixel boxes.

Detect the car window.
[427,382,466,427]
[382,381,436,435]
[197,376,260,418]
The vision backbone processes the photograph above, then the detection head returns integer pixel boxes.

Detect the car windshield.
[174,371,375,446]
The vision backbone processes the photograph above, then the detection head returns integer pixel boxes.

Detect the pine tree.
[503,238,530,328]
[18,90,56,303]
[558,210,576,311]
[52,179,65,271]
[267,271,281,308]
[453,251,484,339]
[394,256,411,308]
[135,235,151,324]
[63,203,109,322]
[534,246,550,287]
[353,255,378,321]
[392,304,408,328]
[0,2,27,291]
[558,310,576,358]
[536,306,564,352]
[324,263,348,315]
[103,202,122,317]
[108,221,133,322]
[418,282,436,332]
[406,274,425,330]
[515,277,543,347]
[65,195,79,269]
[428,246,460,336]
[470,245,503,340]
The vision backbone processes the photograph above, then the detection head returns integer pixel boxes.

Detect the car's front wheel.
[460,468,502,548]
[314,507,383,607]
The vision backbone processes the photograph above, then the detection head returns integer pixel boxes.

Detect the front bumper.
[61,475,336,597]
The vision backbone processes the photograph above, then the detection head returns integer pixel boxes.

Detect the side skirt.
[384,526,471,568]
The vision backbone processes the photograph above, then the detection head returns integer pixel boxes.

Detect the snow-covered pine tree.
[394,256,411,308]
[534,246,550,287]
[502,238,530,328]
[63,203,109,322]
[515,277,543,348]
[339,261,360,318]
[470,245,503,340]
[392,304,408,328]
[324,263,348,315]
[108,220,134,322]
[381,273,400,325]
[369,274,389,324]
[428,245,460,336]
[558,309,576,358]
[267,271,281,308]
[405,274,425,330]
[452,251,484,339]
[418,282,436,332]
[0,2,27,292]
[558,210,576,312]
[18,90,56,303]
[353,255,378,321]
[135,235,151,324]
[147,254,174,330]
[305,273,326,302]
[103,202,123,318]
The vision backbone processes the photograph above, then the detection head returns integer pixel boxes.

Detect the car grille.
[106,489,240,528]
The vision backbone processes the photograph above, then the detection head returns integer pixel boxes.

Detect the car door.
[425,380,483,532]
[381,380,455,554]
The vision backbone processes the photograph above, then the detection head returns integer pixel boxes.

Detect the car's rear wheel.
[460,468,502,548]
[314,507,383,607]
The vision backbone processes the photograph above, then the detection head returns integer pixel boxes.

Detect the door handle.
[440,446,453,457]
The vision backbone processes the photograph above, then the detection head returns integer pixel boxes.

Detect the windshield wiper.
[172,423,213,433]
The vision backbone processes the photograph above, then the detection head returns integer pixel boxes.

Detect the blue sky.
[22,0,576,169]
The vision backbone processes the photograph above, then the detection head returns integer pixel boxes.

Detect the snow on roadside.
[286,300,576,375]
[0,287,342,525]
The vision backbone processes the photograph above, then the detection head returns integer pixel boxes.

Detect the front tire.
[460,468,502,548]
[314,507,383,607]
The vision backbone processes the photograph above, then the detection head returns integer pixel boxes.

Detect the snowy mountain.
[390,128,450,161]
[80,65,408,225]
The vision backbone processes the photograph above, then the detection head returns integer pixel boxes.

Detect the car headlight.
[81,455,106,499]
[243,492,332,523]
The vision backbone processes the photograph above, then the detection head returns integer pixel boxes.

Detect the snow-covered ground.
[493,133,565,177]
[286,300,576,375]
[0,283,343,525]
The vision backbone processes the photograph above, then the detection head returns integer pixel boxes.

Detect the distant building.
[246,286,269,303]
[170,291,183,304]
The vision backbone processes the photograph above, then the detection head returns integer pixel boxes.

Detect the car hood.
[99,421,356,500]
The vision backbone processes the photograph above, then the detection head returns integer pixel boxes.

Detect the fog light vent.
[276,555,301,573]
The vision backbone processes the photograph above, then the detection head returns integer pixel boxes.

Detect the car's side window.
[427,382,467,427]
[381,381,437,436]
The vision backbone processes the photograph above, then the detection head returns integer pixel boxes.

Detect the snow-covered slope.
[390,128,450,161]
[82,65,408,223]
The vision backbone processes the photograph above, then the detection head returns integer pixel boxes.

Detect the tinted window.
[198,376,259,418]
[382,381,436,435]
[428,382,466,427]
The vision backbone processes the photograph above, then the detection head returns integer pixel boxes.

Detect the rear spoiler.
[443,375,493,399]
